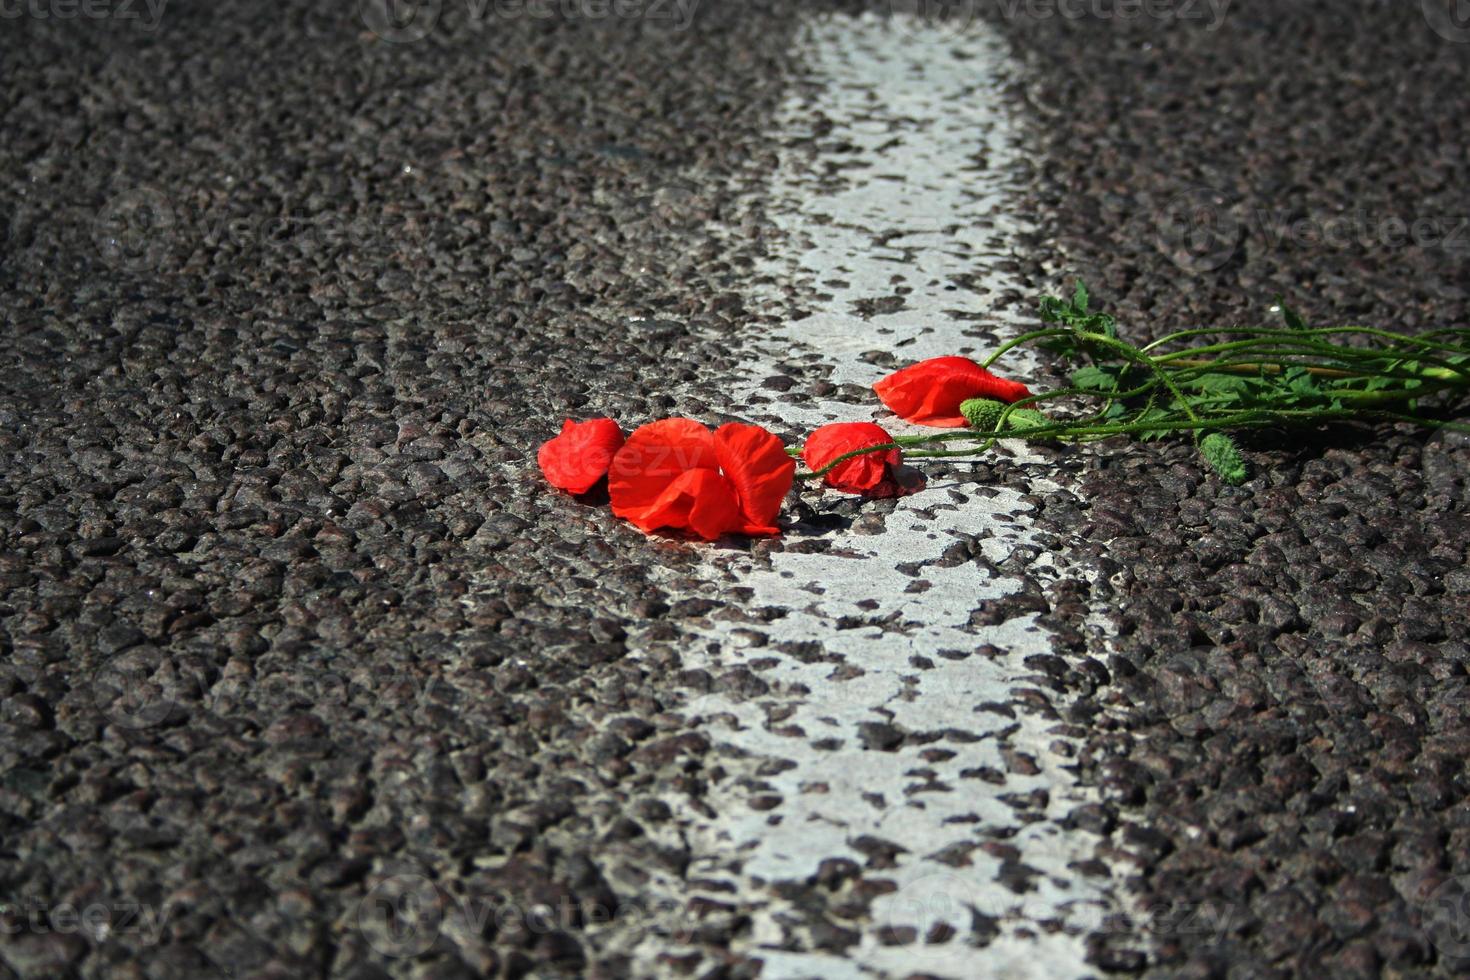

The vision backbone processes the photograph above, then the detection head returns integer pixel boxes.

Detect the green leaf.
[1135,406,1176,441]
[1277,299,1308,331]
[1071,365,1119,392]
[1284,367,1321,400]
[1037,282,1118,355]
[1037,333,1083,359]
[1191,373,1252,396]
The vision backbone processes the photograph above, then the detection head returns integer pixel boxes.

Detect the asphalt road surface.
[3,1,1470,978]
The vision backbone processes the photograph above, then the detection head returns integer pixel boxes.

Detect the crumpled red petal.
[874,355,1032,427]
[537,417,626,494]
[713,422,796,534]
[801,422,901,494]
[607,418,790,539]
[608,418,715,524]
[619,467,742,541]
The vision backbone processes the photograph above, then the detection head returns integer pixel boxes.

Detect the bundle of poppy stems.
[539,285,1470,540]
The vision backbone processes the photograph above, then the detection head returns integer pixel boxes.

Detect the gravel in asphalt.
[4,1,1470,978]
[2,3,809,977]
[990,1,1470,975]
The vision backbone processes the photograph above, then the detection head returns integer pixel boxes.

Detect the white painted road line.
[627,13,1137,979]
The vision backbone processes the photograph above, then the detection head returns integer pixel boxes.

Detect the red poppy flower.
[608,419,795,540]
[538,418,625,494]
[874,356,1032,427]
[802,422,909,498]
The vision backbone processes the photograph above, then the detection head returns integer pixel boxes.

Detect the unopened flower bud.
[960,398,1005,431]
[1003,408,1049,434]
[1199,432,1248,484]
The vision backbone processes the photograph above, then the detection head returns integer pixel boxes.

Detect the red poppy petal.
[801,422,900,493]
[617,469,700,534]
[613,467,740,540]
[682,470,745,541]
[713,422,796,530]
[538,417,626,494]
[909,371,993,427]
[874,365,938,425]
[608,418,718,524]
[738,520,782,536]
[874,356,1031,427]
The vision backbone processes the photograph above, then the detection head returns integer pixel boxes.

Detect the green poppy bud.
[960,398,1005,431]
[1199,432,1248,484]
[1003,408,1050,434]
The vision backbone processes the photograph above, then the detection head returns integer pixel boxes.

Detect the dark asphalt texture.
[2,1,1469,978]
[993,1,1470,977]
[2,3,806,977]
